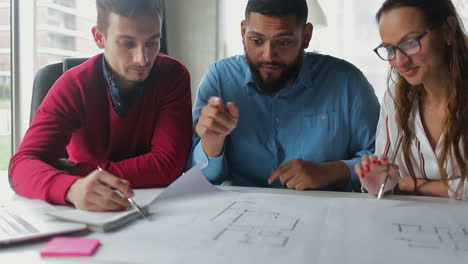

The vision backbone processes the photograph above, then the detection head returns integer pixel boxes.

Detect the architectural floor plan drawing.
[393,223,468,251]
[210,201,300,247]
[89,167,468,264]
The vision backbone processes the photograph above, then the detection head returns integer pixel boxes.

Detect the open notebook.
[47,188,163,232]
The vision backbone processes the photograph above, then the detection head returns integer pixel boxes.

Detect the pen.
[377,136,403,199]
[97,166,149,219]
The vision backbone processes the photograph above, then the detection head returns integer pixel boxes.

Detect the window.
[35,0,100,71]
[11,0,101,150]
[52,0,75,8]
[0,0,103,177]
[0,0,10,174]
[311,0,387,100]
[47,8,76,30]
[0,0,102,180]
[47,32,75,50]
[456,1,468,21]
[0,0,12,177]
[220,0,468,101]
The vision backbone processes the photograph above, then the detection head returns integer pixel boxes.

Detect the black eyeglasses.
[373,31,430,61]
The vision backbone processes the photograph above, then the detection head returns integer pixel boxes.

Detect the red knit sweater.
[9,54,193,204]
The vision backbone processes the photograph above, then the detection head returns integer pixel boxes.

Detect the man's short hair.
[96,0,164,32]
[245,0,308,26]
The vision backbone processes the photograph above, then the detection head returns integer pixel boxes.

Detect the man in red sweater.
[9,0,192,211]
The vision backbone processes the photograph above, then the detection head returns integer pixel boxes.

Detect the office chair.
[30,58,88,123]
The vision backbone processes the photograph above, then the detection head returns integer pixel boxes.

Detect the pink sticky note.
[40,237,100,257]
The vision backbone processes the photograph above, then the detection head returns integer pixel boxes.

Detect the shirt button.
[275,118,280,125]
[321,115,327,120]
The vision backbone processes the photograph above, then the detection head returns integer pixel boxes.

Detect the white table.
[0,173,458,263]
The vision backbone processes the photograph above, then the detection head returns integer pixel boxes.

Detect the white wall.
[165,0,219,101]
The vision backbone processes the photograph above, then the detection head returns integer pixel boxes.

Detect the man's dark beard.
[245,50,303,93]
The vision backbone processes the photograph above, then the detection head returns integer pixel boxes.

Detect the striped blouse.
[375,88,467,200]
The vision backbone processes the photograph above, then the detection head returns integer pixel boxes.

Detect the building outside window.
[35,0,100,70]
[0,0,101,173]
[47,8,76,30]
[0,0,11,173]
[52,0,75,8]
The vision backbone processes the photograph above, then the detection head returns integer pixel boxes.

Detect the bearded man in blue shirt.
[190,0,380,192]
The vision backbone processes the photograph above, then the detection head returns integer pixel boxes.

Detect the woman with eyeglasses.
[355,0,468,199]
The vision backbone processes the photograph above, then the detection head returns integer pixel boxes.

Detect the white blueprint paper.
[90,166,468,264]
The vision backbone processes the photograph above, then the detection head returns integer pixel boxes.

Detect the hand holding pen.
[377,137,403,199]
[65,165,135,212]
[97,166,149,219]
[354,137,402,197]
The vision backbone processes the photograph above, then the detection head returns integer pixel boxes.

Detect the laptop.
[0,201,87,245]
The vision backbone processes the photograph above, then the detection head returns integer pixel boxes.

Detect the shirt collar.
[101,56,146,117]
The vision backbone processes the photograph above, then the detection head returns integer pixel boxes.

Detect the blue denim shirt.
[102,57,146,117]
[190,53,380,191]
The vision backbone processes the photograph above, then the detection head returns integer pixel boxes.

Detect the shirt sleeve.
[190,138,228,184]
[340,67,380,192]
[9,73,83,204]
[188,64,229,184]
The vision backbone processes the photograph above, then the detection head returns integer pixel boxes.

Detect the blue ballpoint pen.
[97,166,149,219]
[377,136,403,199]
